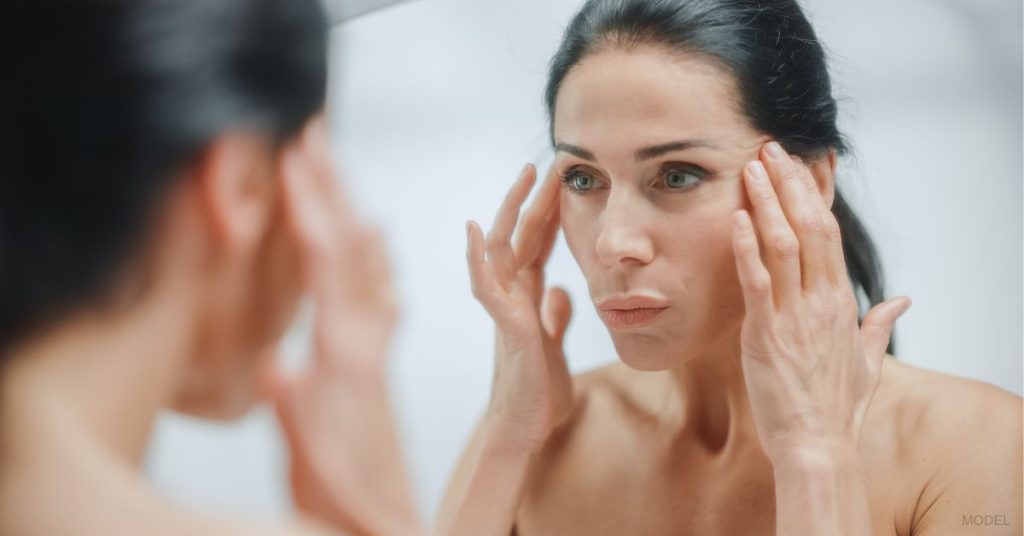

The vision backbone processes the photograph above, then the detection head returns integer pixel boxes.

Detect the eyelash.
[559,164,710,194]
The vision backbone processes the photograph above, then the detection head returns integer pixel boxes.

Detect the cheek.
[659,210,746,325]
[687,213,746,327]
[560,196,599,268]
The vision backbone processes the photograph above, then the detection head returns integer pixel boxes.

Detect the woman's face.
[554,46,770,370]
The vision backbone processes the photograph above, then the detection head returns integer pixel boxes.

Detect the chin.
[208,390,259,421]
[170,379,260,421]
[611,333,689,371]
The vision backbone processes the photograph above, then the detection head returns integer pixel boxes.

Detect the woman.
[437,0,1022,534]
[0,1,418,534]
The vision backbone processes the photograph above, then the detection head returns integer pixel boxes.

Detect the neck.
[663,325,760,454]
[1,285,195,467]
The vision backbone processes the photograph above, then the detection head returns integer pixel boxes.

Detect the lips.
[596,295,669,329]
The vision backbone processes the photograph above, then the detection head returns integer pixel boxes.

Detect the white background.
[145,0,1023,525]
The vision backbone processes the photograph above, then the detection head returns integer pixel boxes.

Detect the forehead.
[553,45,757,155]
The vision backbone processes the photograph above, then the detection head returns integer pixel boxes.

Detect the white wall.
[145,0,1023,524]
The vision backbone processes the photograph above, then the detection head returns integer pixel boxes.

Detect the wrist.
[480,411,548,458]
[771,440,862,475]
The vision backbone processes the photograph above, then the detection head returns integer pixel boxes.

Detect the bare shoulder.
[873,356,1022,534]
[876,355,1021,447]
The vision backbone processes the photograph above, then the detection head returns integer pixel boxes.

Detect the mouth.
[596,295,670,329]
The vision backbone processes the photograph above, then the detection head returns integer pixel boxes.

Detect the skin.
[0,115,421,536]
[438,45,1023,535]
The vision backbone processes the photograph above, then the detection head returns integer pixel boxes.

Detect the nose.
[595,189,655,268]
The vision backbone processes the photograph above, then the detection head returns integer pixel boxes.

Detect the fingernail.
[746,161,767,182]
[765,142,787,160]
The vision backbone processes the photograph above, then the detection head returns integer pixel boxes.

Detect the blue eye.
[561,168,600,192]
[663,167,704,190]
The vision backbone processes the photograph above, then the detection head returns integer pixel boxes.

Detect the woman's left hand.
[732,141,912,467]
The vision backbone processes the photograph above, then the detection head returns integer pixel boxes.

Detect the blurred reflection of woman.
[0,1,418,534]
[437,1,1023,534]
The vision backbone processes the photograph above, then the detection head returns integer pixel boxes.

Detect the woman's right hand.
[267,116,419,536]
[466,163,573,454]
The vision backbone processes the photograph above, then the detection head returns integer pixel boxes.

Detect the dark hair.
[0,0,329,356]
[545,0,895,356]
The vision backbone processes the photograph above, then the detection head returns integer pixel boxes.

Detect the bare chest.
[516,441,907,536]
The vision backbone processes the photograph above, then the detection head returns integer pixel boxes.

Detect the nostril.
[595,225,655,267]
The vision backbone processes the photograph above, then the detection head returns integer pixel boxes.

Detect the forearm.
[772,444,873,536]
[332,372,420,534]
[434,417,537,536]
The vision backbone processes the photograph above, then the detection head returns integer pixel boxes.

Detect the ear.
[806,149,837,210]
[193,133,277,253]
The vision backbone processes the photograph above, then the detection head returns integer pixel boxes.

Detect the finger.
[280,141,332,291]
[535,198,561,269]
[364,226,396,316]
[823,201,848,290]
[761,142,830,294]
[527,202,562,306]
[303,116,355,218]
[467,220,510,321]
[860,296,911,378]
[255,352,290,404]
[731,209,775,329]
[541,286,574,429]
[742,160,802,310]
[487,164,537,282]
[268,368,304,451]
[513,165,560,269]
[315,222,368,311]
[541,286,573,345]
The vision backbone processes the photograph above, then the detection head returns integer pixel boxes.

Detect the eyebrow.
[635,140,716,161]
[554,143,597,162]
[554,140,717,163]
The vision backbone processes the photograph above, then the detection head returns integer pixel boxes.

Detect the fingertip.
[466,220,485,260]
[555,286,573,311]
[895,296,912,317]
[521,163,539,188]
[763,140,790,163]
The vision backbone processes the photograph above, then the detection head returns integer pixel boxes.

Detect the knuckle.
[801,209,824,233]
[770,234,799,259]
[781,162,801,184]
[814,295,839,325]
[485,235,506,252]
[747,273,772,295]
[803,177,819,195]
[825,212,842,240]
[469,278,486,300]
[840,293,860,321]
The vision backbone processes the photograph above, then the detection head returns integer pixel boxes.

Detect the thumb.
[861,296,912,375]
[255,352,291,405]
[259,360,303,446]
[541,286,573,346]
